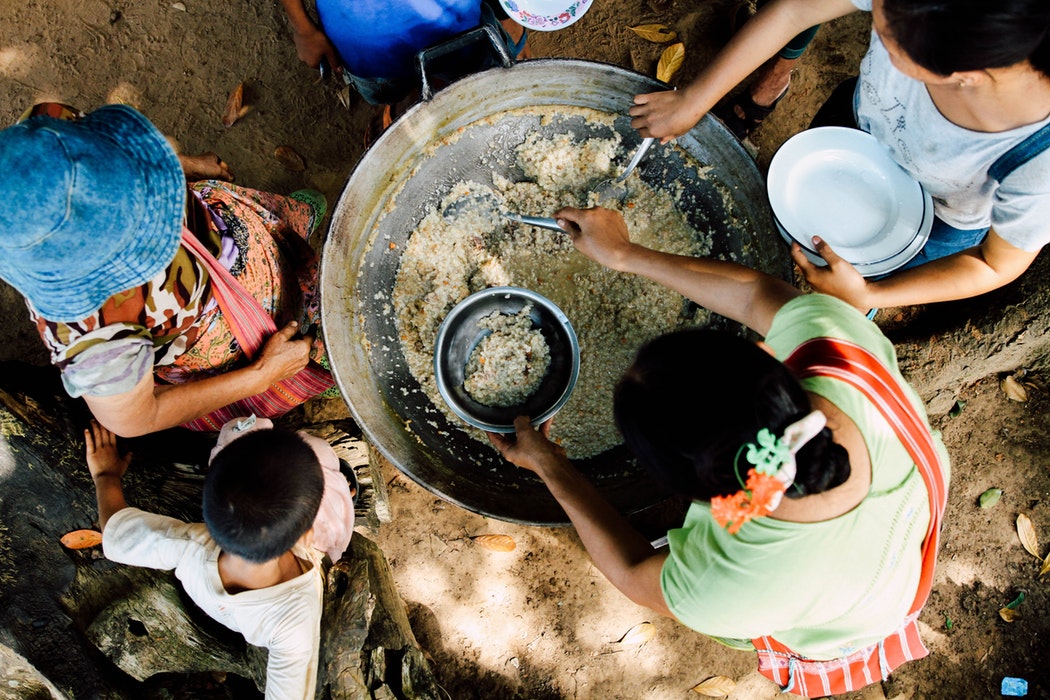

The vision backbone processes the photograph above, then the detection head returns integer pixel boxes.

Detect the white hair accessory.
[766,410,827,509]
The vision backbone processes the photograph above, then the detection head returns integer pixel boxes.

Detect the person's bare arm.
[557,207,799,336]
[85,321,313,437]
[279,0,341,70]
[629,0,858,141]
[489,418,672,614]
[85,420,132,531]
[793,229,1041,309]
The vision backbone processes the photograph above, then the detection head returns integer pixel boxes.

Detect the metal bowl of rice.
[434,286,580,433]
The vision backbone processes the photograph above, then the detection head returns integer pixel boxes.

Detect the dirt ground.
[2,1,1049,699]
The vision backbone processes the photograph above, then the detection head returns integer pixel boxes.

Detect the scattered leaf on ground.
[171,2,186,11]
[222,83,246,127]
[1017,513,1041,559]
[1039,554,1050,579]
[691,675,736,696]
[1005,592,1026,609]
[999,607,1021,622]
[616,621,656,645]
[1001,375,1029,403]
[472,534,516,552]
[656,43,685,84]
[274,145,306,171]
[979,488,1003,509]
[948,400,966,418]
[628,24,677,43]
[945,616,953,631]
[60,529,103,549]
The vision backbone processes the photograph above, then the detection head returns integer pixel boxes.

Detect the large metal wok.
[320,56,790,526]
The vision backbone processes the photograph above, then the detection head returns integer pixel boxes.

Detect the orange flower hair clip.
[710,411,827,534]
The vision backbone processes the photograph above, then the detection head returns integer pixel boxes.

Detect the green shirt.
[660,295,950,659]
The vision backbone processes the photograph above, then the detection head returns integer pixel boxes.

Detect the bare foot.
[179,152,234,182]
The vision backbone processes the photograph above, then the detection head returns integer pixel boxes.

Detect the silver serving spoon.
[443,192,565,232]
[590,136,656,205]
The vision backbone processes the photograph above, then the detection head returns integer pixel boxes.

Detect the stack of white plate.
[766,127,933,277]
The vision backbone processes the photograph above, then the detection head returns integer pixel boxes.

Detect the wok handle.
[417,24,514,102]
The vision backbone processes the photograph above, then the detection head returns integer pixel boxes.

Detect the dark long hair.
[613,329,851,502]
[881,0,1050,77]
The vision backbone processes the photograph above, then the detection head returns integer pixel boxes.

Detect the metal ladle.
[590,136,656,205]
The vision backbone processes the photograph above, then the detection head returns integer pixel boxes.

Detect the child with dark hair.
[87,417,356,700]
[488,206,950,697]
[631,0,1050,311]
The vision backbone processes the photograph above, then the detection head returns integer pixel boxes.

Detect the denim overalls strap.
[988,121,1050,183]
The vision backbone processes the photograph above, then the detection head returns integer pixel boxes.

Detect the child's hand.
[85,420,132,482]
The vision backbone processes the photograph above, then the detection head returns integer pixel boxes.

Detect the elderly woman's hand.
[178,152,233,182]
[252,321,313,389]
[555,207,636,272]
[487,416,568,478]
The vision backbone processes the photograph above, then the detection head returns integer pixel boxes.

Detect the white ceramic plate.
[498,0,593,31]
[778,186,933,277]
[767,127,927,265]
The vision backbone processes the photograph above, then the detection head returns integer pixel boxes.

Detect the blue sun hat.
[0,104,185,322]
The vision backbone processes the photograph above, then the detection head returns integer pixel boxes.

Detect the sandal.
[713,87,788,141]
[289,189,328,241]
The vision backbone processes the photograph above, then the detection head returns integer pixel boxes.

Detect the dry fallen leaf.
[171,2,186,11]
[1039,553,1050,579]
[656,42,685,84]
[274,145,306,172]
[472,534,516,552]
[628,24,677,43]
[222,83,246,128]
[1001,374,1029,402]
[60,529,103,550]
[616,621,656,645]
[999,607,1021,622]
[691,675,737,697]
[1017,513,1041,559]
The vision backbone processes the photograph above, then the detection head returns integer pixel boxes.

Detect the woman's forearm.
[85,364,271,437]
[677,0,858,117]
[864,237,1039,307]
[617,244,799,336]
[534,457,671,614]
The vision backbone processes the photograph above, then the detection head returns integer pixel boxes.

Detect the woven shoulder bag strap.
[180,227,276,353]
[784,337,948,613]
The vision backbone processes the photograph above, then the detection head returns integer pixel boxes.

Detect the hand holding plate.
[792,237,872,313]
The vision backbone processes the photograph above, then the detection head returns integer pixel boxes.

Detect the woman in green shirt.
[488,206,949,693]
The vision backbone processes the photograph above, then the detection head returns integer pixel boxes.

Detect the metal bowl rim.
[433,286,581,433]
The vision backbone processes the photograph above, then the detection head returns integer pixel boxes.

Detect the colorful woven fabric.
[32,180,332,418]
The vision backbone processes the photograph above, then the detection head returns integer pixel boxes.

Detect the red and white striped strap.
[784,337,947,613]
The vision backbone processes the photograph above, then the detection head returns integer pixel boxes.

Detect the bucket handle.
[416,24,514,102]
